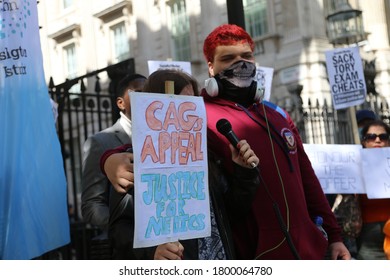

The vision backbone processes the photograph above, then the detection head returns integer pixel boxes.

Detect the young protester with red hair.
[201,24,350,260]
[101,24,350,260]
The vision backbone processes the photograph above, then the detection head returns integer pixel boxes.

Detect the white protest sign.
[130,92,210,248]
[255,66,274,101]
[303,144,365,194]
[148,60,192,75]
[361,147,390,198]
[325,46,366,110]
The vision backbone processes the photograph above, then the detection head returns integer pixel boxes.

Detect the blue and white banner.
[0,0,70,259]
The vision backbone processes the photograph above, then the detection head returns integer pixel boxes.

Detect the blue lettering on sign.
[141,171,206,238]
[142,171,205,204]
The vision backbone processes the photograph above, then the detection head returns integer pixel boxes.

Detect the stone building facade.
[38,0,390,108]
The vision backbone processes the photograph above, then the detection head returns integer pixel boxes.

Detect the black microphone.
[216,119,240,148]
[216,118,257,168]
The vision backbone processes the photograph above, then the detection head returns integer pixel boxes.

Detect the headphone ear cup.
[204,78,221,97]
[252,81,265,102]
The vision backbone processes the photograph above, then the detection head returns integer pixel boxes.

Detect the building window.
[243,0,269,38]
[63,43,80,93]
[111,22,130,63]
[63,0,73,9]
[168,0,191,61]
[385,0,390,44]
[64,43,77,79]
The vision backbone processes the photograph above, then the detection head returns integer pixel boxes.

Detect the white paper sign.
[148,60,192,75]
[303,144,365,194]
[255,66,274,101]
[361,147,390,198]
[130,92,210,248]
[325,46,366,110]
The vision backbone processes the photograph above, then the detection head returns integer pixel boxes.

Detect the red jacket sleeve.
[99,143,132,176]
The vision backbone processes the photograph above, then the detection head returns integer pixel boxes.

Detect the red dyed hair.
[203,24,255,63]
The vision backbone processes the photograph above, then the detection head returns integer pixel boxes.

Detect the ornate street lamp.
[326,0,366,45]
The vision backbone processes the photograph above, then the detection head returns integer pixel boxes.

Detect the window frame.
[167,0,191,61]
[63,0,73,10]
[243,0,270,39]
[63,42,77,79]
[110,21,131,63]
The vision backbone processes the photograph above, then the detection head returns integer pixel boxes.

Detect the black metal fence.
[297,94,390,145]
[46,62,389,258]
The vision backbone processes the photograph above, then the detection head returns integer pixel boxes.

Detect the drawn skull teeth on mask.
[218,60,256,88]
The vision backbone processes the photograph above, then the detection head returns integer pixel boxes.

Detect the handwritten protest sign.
[130,92,210,248]
[361,147,390,198]
[148,60,192,75]
[255,66,274,101]
[303,144,365,193]
[325,46,366,110]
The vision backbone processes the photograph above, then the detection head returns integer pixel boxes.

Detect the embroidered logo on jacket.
[281,128,297,153]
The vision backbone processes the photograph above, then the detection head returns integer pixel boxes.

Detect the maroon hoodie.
[203,92,342,259]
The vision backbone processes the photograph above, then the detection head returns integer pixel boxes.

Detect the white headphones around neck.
[204,77,264,101]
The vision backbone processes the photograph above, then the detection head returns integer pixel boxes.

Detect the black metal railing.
[298,93,390,145]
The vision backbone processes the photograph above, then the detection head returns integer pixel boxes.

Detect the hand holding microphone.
[216,119,259,169]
